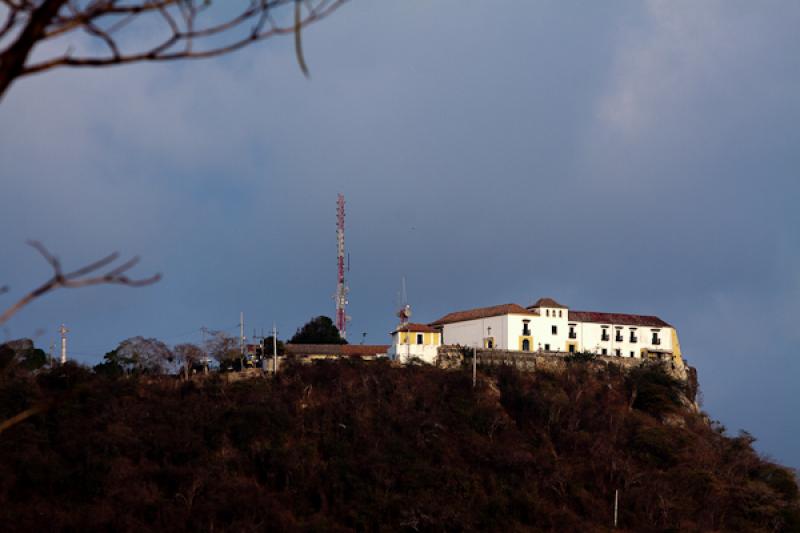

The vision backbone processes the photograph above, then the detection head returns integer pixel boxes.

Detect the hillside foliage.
[0,359,797,531]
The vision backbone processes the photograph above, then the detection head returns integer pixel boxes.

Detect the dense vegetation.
[0,358,797,531]
[289,315,348,345]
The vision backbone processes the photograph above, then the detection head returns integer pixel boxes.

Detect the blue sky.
[1,1,799,468]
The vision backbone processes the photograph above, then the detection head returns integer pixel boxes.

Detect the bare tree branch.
[0,403,49,435]
[0,241,161,326]
[0,0,348,101]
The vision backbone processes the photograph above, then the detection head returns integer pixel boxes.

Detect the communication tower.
[335,194,350,339]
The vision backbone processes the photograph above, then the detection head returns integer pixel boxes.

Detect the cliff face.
[0,360,797,532]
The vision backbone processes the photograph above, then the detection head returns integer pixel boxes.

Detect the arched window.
[522,339,531,351]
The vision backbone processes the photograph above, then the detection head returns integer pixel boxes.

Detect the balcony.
[601,334,610,342]
[630,336,638,343]
[652,338,661,346]
[522,328,531,336]
[568,331,577,339]
[615,335,623,342]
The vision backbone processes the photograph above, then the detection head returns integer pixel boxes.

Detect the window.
[630,351,635,357]
[558,310,562,317]
[601,348,607,355]
[416,334,424,345]
[615,329,623,342]
[551,325,558,335]
[544,343,550,351]
[601,328,610,341]
[522,339,531,351]
[652,331,660,345]
[546,309,550,317]
[522,320,531,336]
[615,349,621,356]
[629,329,638,343]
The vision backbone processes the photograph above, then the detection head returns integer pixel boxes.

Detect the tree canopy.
[0,339,48,372]
[289,315,347,344]
[0,361,797,530]
[93,336,172,376]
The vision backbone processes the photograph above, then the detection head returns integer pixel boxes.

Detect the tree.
[289,315,346,344]
[0,338,48,371]
[96,336,173,375]
[262,335,285,356]
[173,342,205,379]
[93,348,125,378]
[0,0,348,101]
[205,331,239,370]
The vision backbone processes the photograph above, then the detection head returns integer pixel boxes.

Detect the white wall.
[508,309,569,352]
[388,342,439,364]
[572,322,674,358]
[388,331,441,364]
[440,315,508,349]
[439,307,675,358]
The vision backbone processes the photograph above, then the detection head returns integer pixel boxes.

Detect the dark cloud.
[1,1,799,466]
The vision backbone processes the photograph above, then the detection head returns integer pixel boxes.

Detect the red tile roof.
[568,310,672,328]
[285,344,390,357]
[430,303,537,326]
[392,323,438,334]
[529,297,568,309]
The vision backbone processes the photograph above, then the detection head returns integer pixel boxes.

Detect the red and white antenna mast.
[335,194,350,339]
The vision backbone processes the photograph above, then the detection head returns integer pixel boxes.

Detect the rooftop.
[430,303,537,326]
[285,344,390,357]
[528,297,568,309]
[568,310,672,328]
[392,323,439,334]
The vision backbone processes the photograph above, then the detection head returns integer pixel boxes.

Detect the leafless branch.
[0,240,161,326]
[0,403,49,435]
[0,0,349,100]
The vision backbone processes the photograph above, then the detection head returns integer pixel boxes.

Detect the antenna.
[334,194,350,339]
[58,323,69,364]
[396,276,411,326]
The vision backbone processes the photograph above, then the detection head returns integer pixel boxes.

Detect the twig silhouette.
[0,240,161,326]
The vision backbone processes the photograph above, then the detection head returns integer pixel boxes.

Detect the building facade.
[428,298,681,361]
[387,323,442,364]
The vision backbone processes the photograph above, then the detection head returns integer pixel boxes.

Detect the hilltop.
[0,358,798,531]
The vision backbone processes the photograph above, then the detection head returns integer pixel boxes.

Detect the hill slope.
[0,360,798,531]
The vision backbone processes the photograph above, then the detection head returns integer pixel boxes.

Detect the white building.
[428,297,682,362]
[387,323,442,364]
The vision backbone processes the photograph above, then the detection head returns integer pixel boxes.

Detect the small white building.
[387,323,442,364]
[429,297,682,362]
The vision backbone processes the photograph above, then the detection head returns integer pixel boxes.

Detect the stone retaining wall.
[436,346,690,382]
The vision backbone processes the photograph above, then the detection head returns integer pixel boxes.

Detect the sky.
[1,1,799,468]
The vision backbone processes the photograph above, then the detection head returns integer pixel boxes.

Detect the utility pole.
[59,324,69,364]
[473,346,477,388]
[253,330,266,370]
[239,312,245,356]
[200,326,209,373]
[272,322,278,375]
